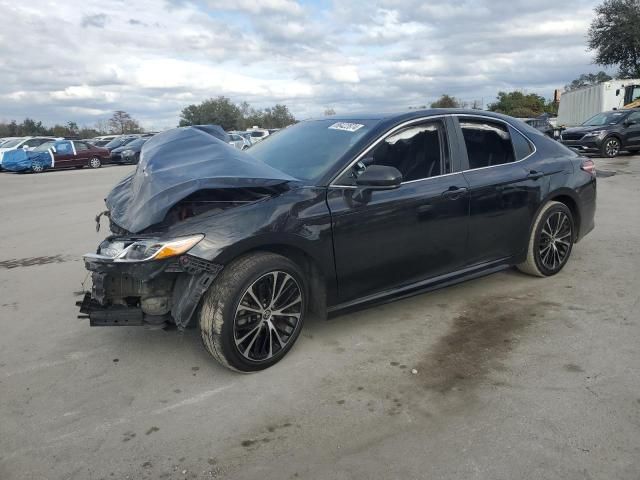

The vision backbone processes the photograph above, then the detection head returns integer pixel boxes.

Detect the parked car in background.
[110,137,148,164]
[79,111,596,372]
[247,128,270,143]
[2,140,110,173]
[104,135,139,152]
[228,133,251,150]
[525,118,556,138]
[0,136,58,168]
[560,109,640,157]
[0,137,21,146]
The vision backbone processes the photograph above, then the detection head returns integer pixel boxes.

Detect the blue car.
[2,140,109,173]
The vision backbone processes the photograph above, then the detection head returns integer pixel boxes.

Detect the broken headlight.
[103,234,204,262]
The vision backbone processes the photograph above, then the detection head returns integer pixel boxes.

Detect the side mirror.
[625,119,637,127]
[353,165,402,202]
[22,145,29,149]
[355,165,403,189]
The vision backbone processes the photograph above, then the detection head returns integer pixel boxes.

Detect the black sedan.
[79,111,596,372]
[109,137,148,164]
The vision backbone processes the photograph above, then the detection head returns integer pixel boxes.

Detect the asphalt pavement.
[1,157,639,480]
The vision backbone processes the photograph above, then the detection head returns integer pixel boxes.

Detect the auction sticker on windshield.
[329,122,365,132]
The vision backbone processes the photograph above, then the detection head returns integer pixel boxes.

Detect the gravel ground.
[0,156,639,480]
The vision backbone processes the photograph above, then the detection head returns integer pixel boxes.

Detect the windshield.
[1,138,25,148]
[124,138,146,149]
[105,137,125,149]
[248,119,377,182]
[35,141,56,151]
[105,137,138,149]
[583,111,628,126]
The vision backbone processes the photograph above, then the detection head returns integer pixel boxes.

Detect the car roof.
[311,108,520,123]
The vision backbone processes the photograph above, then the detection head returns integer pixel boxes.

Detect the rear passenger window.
[460,119,515,169]
[509,127,534,160]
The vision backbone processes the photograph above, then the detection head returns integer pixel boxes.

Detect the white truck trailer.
[557,80,640,127]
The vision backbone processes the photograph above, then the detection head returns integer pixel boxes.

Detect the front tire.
[88,156,102,169]
[200,252,307,372]
[517,201,574,277]
[601,136,621,158]
[31,163,44,173]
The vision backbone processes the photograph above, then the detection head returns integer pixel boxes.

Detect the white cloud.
[0,0,606,127]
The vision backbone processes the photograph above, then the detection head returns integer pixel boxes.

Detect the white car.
[227,133,252,150]
[247,128,270,143]
[0,136,59,166]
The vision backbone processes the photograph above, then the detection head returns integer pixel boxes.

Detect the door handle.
[527,170,544,180]
[441,186,468,200]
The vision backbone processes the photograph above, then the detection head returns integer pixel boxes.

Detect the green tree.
[179,97,243,130]
[66,121,79,135]
[261,104,296,128]
[565,71,613,91]
[78,127,101,139]
[588,0,640,78]
[430,94,462,108]
[488,91,548,117]
[18,118,48,136]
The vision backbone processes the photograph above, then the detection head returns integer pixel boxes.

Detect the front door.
[51,141,75,168]
[327,118,470,303]
[622,111,640,149]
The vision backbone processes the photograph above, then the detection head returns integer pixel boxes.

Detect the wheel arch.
[539,188,582,240]
[604,132,623,142]
[218,243,328,320]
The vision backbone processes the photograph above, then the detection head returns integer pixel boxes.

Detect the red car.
[30,140,111,171]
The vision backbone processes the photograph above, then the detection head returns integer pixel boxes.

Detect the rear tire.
[200,252,307,372]
[517,201,574,277]
[88,157,102,169]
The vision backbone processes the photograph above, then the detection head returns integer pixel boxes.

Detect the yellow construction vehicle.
[622,84,640,109]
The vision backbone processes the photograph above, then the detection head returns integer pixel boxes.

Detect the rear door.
[327,116,470,303]
[73,141,91,165]
[455,116,548,265]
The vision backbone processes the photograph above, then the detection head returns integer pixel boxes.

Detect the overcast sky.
[0,0,605,130]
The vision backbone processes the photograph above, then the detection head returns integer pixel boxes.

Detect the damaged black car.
[78,112,596,372]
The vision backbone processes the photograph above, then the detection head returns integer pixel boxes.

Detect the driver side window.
[341,120,447,185]
[628,112,640,123]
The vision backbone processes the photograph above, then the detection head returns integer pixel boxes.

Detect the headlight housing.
[584,130,606,137]
[102,234,204,262]
[122,149,134,156]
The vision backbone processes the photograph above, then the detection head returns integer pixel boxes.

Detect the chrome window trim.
[329,113,537,189]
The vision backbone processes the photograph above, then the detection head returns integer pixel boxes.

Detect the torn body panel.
[80,243,223,329]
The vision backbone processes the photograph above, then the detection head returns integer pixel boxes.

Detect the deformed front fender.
[167,186,336,281]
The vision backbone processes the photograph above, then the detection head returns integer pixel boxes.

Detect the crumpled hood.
[105,126,297,234]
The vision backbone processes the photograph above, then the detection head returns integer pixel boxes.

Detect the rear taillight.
[581,159,596,177]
